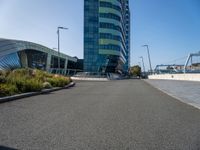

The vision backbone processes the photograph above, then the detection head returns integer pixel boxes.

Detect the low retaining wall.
[148,74,200,82]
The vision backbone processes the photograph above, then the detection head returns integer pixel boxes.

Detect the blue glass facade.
[0,38,77,72]
[0,53,21,70]
[84,0,130,73]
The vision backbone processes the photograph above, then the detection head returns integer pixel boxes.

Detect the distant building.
[84,0,130,73]
[0,38,78,75]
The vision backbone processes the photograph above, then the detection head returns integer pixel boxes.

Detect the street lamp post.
[57,26,68,73]
[138,62,141,67]
[142,45,152,74]
[139,56,145,73]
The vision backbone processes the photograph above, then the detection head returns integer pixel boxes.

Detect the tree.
[129,65,141,77]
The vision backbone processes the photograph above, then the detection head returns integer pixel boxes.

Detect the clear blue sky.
[0,0,200,70]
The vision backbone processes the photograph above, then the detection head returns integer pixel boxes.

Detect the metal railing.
[48,68,82,76]
[73,72,108,78]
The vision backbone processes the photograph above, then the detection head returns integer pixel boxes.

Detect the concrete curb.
[0,82,76,104]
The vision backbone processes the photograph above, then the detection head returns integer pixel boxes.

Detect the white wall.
[148,74,200,82]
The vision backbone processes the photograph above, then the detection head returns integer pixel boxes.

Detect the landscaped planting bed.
[0,68,72,97]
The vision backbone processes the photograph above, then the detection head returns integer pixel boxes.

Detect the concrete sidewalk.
[145,79,200,109]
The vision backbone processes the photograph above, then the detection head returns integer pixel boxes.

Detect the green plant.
[33,69,54,82]
[0,68,72,97]
[0,70,6,83]
[0,84,18,97]
[46,76,70,87]
[12,68,31,76]
[43,82,52,89]
[129,65,141,77]
[6,68,31,83]
[0,76,6,83]
[15,78,43,93]
[0,70,4,76]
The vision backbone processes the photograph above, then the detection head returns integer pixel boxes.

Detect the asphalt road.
[0,80,200,150]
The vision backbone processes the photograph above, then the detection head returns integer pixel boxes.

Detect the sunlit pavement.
[146,79,200,109]
[0,80,200,150]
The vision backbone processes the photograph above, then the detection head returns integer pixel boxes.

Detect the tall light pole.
[142,45,152,74]
[57,26,68,72]
[139,56,145,73]
[138,62,141,68]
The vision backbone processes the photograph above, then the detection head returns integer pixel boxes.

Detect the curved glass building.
[0,38,78,74]
[84,0,130,73]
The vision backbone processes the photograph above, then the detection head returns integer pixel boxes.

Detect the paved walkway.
[145,79,200,109]
[0,80,200,150]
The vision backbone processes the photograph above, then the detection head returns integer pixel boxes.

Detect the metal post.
[142,45,152,74]
[138,62,141,68]
[184,54,191,73]
[140,56,145,73]
[57,28,60,73]
[57,26,68,74]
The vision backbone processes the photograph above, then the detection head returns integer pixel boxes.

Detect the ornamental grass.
[0,68,72,97]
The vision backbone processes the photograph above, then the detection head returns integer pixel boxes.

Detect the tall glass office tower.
[84,0,130,73]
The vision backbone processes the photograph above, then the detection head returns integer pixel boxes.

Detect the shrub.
[0,71,6,83]
[46,77,64,87]
[129,65,141,77]
[15,78,43,93]
[0,84,18,97]
[0,70,4,76]
[0,76,6,83]
[0,68,72,97]
[3,70,11,77]
[43,82,52,89]
[68,77,72,83]
[6,68,31,83]
[12,68,31,77]
[33,69,54,82]
[46,76,70,87]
